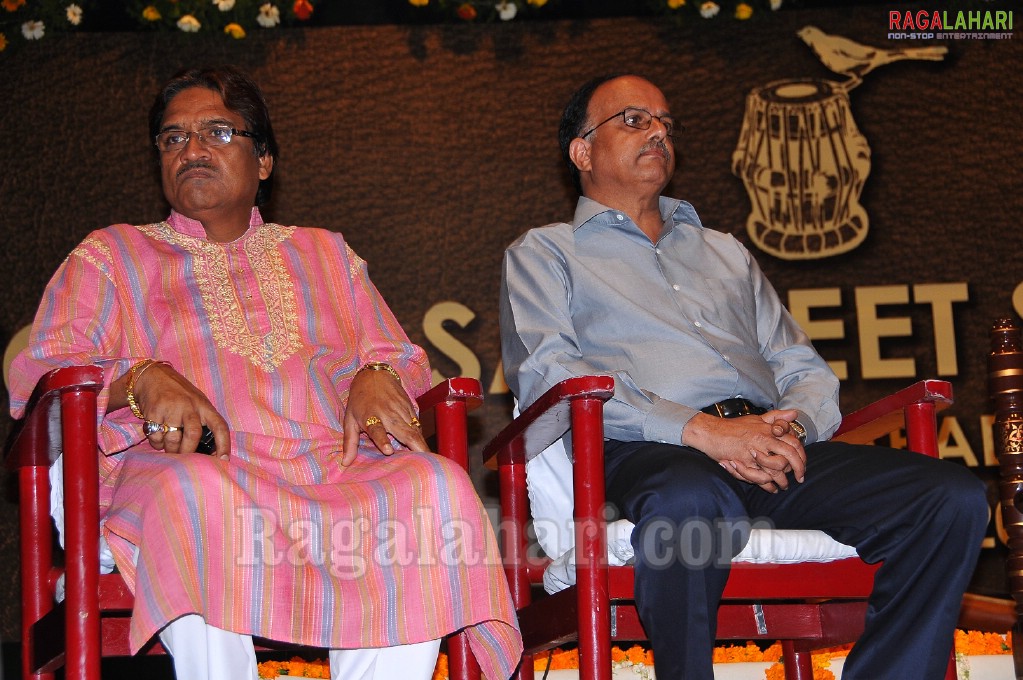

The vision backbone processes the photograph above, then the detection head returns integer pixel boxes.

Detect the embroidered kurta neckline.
[137,215,301,371]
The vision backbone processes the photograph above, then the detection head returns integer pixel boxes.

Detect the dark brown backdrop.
[0,4,1020,641]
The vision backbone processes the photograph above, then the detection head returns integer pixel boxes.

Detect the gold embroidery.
[137,221,301,371]
[344,243,364,280]
[70,236,115,279]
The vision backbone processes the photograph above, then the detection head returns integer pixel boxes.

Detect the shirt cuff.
[644,399,701,445]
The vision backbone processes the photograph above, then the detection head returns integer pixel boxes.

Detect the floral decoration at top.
[1,0,787,54]
[0,0,317,52]
[405,0,554,22]
[129,0,316,36]
[408,0,784,23]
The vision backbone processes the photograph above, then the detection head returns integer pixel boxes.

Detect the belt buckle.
[734,399,754,417]
[705,398,762,419]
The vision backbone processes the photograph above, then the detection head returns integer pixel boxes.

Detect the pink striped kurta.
[9,209,522,678]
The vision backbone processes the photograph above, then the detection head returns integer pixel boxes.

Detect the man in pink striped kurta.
[8,66,521,680]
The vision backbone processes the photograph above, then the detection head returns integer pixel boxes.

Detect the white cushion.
[50,454,116,602]
[525,434,858,594]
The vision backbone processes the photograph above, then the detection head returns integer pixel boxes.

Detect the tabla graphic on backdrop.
[732,26,947,261]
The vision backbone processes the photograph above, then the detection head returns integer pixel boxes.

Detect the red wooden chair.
[482,375,958,680]
[7,364,485,680]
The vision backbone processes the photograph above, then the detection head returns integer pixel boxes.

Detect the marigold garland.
[255,630,1012,678]
[257,656,330,678]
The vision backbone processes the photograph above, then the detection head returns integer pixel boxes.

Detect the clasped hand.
[684,410,806,493]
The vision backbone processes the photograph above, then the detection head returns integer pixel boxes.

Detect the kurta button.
[616,214,625,221]
[672,284,680,291]
[694,321,702,327]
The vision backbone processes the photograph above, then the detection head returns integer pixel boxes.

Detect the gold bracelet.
[358,361,402,384]
[125,359,169,420]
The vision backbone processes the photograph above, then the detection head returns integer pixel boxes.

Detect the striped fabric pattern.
[9,209,522,679]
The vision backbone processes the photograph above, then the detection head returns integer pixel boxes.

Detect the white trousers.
[159,614,441,680]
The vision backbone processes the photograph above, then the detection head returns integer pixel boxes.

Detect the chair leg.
[445,632,481,680]
[19,465,55,680]
[781,641,814,680]
[61,388,102,680]
[514,653,535,680]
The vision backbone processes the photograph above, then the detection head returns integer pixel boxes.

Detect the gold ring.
[364,416,382,428]
[409,416,421,428]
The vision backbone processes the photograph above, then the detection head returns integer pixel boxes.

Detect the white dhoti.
[159,614,441,680]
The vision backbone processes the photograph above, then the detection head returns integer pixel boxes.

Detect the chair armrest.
[833,379,952,454]
[6,365,104,469]
[416,376,484,415]
[481,376,615,469]
[417,377,484,469]
[5,365,105,669]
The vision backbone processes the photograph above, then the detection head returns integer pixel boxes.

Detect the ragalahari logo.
[889,9,1013,41]
[732,26,947,260]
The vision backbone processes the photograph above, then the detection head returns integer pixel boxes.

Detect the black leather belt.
[701,398,767,418]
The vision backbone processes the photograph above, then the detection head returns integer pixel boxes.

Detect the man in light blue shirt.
[500,73,987,679]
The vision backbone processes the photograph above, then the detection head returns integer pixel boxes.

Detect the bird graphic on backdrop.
[798,25,948,87]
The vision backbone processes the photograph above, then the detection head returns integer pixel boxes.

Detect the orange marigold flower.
[142,5,161,21]
[668,0,685,8]
[224,22,246,38]
[432,652,449,680]
[257,660,282,678]
[766,660,834,680]
[550,648,579,670]
[712,642,765,663]
[735,2,753,19]
[294,0,313,20]
[2,0,26,11]
[955,628,1011,655]
[455,2,476,20]
[408,0,428,5]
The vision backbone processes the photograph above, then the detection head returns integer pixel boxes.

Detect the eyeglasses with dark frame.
[580,107,682,139]
[154,124,259,153]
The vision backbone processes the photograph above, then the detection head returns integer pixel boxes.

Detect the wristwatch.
[789,420,807,444]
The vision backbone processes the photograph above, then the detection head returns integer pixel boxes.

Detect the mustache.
[640,140,671,158]
[177,161,214,178]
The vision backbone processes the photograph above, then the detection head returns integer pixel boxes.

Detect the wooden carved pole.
[990,316,1023,679]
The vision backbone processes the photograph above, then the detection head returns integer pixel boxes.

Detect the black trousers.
[603,439,988,680]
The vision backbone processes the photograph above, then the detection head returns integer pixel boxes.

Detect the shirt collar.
[167,207,264,241]
[571,196,704,238]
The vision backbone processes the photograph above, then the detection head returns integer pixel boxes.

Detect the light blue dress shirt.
[500,196,842,447]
